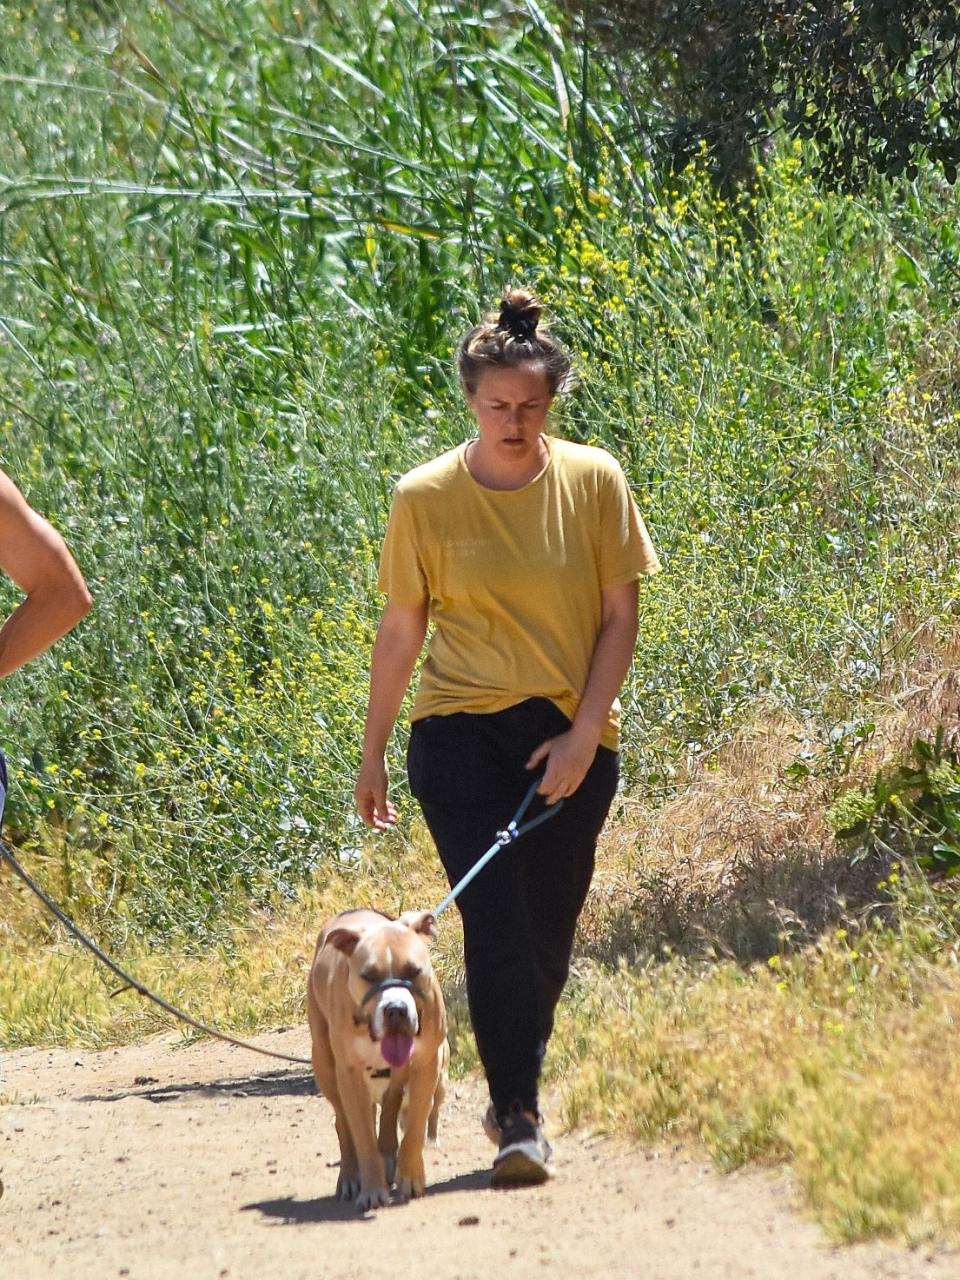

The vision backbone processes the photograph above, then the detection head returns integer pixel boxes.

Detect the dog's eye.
[360,968,382,984]
[402,963,422,981]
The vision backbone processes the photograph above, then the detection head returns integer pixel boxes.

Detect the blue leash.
[433,776,563,918]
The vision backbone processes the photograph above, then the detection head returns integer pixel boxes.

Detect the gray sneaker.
[482,1102,501,1146]
[491,1107,553,1187]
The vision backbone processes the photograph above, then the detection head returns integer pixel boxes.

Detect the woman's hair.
[456,289,575,397]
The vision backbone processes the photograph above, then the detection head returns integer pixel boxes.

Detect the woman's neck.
[464,435,550,491]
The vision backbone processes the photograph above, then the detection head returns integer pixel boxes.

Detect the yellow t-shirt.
[378,435,660,750]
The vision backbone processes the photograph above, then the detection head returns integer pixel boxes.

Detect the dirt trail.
[0,1028,955,1280]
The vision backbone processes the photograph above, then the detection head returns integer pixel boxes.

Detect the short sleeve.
[598,462,661,586]
[377,489,429,605]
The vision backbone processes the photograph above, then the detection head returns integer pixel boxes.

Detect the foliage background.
[3,0,960,1243]
[1,0,958,930]
[560,0,960,189]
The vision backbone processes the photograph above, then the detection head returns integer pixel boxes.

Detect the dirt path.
[0,1027,955,1280]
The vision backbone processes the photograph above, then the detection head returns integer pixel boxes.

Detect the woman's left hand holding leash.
[527,727,599,805]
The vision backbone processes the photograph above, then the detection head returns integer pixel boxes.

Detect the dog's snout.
[384,1000,415,1025]
[368,981,420,1041]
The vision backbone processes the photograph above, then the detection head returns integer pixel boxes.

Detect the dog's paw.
[336,1174,361,1202]
[394,1153,426,1203]
[355,1182,390,1213]
[394,1172,426,1203]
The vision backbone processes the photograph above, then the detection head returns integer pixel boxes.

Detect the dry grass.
[583,715,849,962]
[583,627,960,964]
[555,628,960,1242]
[552,928,960,1243]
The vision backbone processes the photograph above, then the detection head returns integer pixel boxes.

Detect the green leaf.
[892,253,921,288]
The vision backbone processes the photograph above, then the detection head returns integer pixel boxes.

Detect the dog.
[307,907,448,1211]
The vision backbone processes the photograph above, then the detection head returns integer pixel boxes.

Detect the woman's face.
[466,365,554,464]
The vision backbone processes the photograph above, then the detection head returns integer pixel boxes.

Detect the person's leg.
[408,703,618,1153]
[518,745,619,1047]
[417,797,544,1115]
[478,700,619,1061]
[407,714,543,1117]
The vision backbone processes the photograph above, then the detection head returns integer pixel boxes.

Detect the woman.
[355,289,660,1186]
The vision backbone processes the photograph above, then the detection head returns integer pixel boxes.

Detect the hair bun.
[457,287,574,396]
[497,289,541,342]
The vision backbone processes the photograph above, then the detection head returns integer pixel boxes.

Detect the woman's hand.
[355,599,428,830]
[526,581,638,805]
[354,755,398,830]
[526,727,599,805]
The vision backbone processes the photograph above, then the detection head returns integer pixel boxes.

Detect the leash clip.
[433,777,564,918]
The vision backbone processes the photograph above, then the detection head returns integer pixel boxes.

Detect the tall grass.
[0,0,957,933]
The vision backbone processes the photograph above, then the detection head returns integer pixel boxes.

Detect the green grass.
[0,1,956,927]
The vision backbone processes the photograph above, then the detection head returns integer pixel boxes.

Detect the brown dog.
[307,908,448,1211]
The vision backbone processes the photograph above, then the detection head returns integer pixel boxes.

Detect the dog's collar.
[353,976,428,1029]
[359,976,427,1009]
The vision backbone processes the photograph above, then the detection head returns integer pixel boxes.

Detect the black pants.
[407,697,618,1118]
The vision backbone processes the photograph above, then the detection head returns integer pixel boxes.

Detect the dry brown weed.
[583,628,960,963]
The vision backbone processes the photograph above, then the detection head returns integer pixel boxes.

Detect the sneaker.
[490,1105,553,1188]
[482,1102,501,1146]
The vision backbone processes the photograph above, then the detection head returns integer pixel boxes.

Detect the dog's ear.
[325,926,362,955]
[399,910,438,940]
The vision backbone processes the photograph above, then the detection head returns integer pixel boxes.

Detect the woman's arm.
[0,470,93,678]
[355,598,429,829]
[527,579,639,805]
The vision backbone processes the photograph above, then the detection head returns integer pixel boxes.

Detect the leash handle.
[509,774,544,832]
[433,776,563,918]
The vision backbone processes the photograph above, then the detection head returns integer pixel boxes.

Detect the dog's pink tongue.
[381,1033,414,1069]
